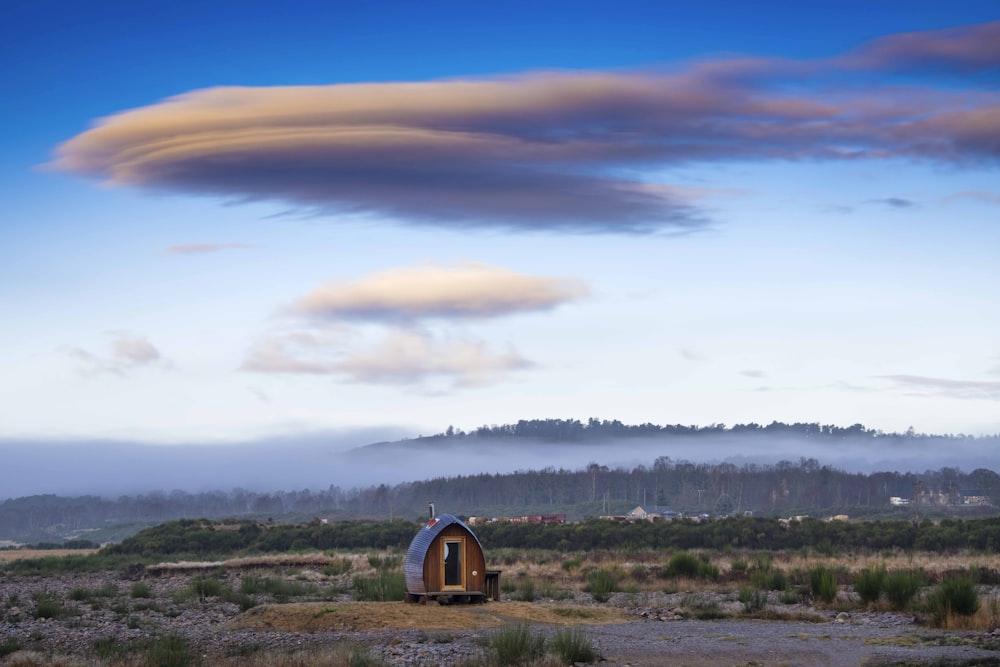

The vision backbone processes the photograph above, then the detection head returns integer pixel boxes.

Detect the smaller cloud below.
[289,262,588,322]
[241,329,530,389]
[739,369,767,378]
[879,374,1000,400]
[164,243,250,255]
[64,333,165,377]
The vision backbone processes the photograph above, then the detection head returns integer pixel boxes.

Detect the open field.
[3,546,1000,665]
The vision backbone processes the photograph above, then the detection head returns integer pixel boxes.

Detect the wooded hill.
[2,419,997,543]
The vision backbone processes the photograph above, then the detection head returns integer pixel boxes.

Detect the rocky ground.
[2,568,1000,666]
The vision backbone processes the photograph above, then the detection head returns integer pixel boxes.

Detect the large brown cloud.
[53,21,1000,232]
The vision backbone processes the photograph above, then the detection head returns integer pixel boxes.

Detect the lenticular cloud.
[53,21,1000,233]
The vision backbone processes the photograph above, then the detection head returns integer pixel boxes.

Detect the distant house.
[889,497,910,506]
[960,490,991,506]
[626,505,680,522]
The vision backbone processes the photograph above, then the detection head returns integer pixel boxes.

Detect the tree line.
[95,514,1000,559]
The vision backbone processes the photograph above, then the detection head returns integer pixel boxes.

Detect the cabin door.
[441,537,465,589]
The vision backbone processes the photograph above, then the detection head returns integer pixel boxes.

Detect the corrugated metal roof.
[404,513,482,595]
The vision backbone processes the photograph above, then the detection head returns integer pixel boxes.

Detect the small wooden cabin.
[404,511,493,603]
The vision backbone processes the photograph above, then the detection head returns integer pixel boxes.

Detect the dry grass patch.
[228,601,631,633]
[0,549,98,563]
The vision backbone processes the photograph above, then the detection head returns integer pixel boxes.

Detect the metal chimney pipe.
[429,502,435,521]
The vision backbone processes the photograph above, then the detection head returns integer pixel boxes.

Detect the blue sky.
[2,0,998,446]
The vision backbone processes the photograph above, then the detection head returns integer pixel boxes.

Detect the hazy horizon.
[4,425,998,500]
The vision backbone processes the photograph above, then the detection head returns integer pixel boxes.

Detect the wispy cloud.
[845,20,1000,73]
[164,243,249,255]
[52,21,1000,233]
[867,197,917,209]
[944,190,1000,206]
[739,369,767,378]
[241,329,529,388]
[290,262,588,322]
[879,374,1000,400]
[64,333,164,377]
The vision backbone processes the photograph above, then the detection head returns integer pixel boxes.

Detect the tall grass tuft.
[854,565,886,605]
[353,571,406,602]
[510,576,536,602]
[927,576,980,627]
[323,557,353,576]
[666,552,702,578]
[883,569,924,611]
[809,566,838,603]
[665,551,718,580]
[144,633,196,667]
[0,638,22,659]
[190,576,225,600]
[131,582,153,599]
[550,626,597,664]
[739,586,768,613]
[584,568,619,603]
[32,592,64,619]
[489,622,546,666]
[240,576,314,600]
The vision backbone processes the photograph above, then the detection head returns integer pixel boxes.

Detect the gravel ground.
[2,571,1000,666]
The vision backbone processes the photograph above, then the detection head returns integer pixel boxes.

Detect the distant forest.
[2,419,998,543]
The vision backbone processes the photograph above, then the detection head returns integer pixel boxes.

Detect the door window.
[443,539,463,588]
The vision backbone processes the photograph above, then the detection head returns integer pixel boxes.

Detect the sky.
[1,0,999,452]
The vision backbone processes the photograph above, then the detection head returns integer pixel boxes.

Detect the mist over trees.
[2,418,998,543]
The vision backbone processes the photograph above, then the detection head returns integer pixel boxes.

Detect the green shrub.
[490,622,546,666]
[752,568,788,591]
[240,576,314,600]
[779,589,800,605]
[0,638,22,659]
[665,551,718,580]
[539,581,573,601]
[353,571,406,602]
[561,557,582,572]
[752,554,774,572]
[510,576,536,602]
[69,586,92,601]
[367,554,401,571]
[584,568,619,603]
[730,559,749,574]
[883,569,924,611]
[93,636,127,661]
[809,566,838,603]
[550,626,597,664]
[680,592,724,619]
[190,577,225,599]
[144,634,196,667]
[323,557,353,576]
[131,582,152,598]
[927,576,980,625]
[739,586,768,613]
[666,551,702,578]
[854,565,886,605]
[33,592,64,619]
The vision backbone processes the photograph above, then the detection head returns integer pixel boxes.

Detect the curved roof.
[404,513,482,594]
